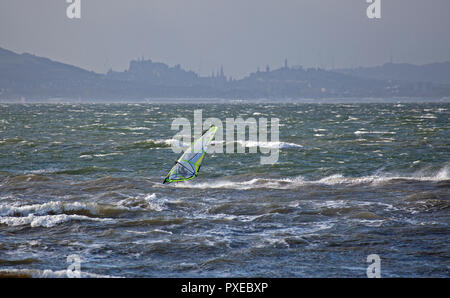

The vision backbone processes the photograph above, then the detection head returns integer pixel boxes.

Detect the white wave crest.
[0,214,112,228]
[143,139,303,150]
[173,165,449,190]
[0,194,163,226]
[0,268,116,278]
[0,201,98,217]
[241,141,303,149]
[354,130,396,135]
[117,193,165,211]
[121,126,151,131]
[213,140,302,149]
[139,138,189,148]
[175,176,306,190]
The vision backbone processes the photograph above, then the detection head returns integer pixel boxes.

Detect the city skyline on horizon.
[2,44,450,101]
[3,45,450,82]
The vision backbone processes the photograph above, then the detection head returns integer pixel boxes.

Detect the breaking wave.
[131,138,181,149]
[173,165,450,190]
[212,140,303,149]
[0,268,115,278]
[237,141,303,149]
[123,138,304,152]
[0,193,163,228]
[0,214,112,228]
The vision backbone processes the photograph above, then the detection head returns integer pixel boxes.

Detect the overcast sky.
[1,0,450,78]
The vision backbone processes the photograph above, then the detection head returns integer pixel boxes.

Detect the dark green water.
[0,102,449,277]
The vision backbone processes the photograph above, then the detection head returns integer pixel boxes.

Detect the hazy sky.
[1,0,450,78]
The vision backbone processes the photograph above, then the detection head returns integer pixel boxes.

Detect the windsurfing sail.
[163,125,218,184]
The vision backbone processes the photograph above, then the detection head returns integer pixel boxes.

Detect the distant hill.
[0,47,99,80]
[335,62,450,84]
[1,47,449,100]
[0,47,101,98]
[0,47,217,100]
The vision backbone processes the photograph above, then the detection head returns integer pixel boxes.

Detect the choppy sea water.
[0,102,448,278]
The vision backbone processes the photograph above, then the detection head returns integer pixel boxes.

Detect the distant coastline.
[1,47,450,101]
[1,97,449,105]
